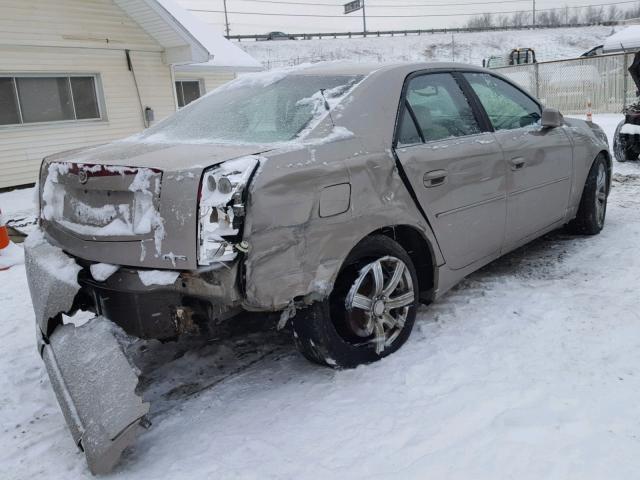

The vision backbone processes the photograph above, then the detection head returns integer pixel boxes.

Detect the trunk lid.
[41,141,269,270]
[43,163,162,242]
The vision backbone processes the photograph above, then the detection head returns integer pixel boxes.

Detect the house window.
[0,75,103,126]
[175,80,203,107]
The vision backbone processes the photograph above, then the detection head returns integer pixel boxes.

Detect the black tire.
[613,121,640,162]
[292,235,419,369]
[567,154,609,235]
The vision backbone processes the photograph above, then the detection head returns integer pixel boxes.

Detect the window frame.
[0,73,106,128]
[175,78,204,108]
[393,69,491,148]
[456,70,543,133]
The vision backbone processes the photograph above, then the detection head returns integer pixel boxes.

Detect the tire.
[292,235,419,369]
[613,121,640,162]
[567,154,609,235]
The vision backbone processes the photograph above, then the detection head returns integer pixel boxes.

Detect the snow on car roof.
[603,26,640,53]
[290,61,486,76]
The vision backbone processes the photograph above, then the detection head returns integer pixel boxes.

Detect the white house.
[0,0,262,189]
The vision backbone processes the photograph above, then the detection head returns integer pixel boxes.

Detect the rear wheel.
[567,154,609,235]
[613,121,640,162]
[292,235,419,368]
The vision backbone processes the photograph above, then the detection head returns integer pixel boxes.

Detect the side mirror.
[541,107,563,128]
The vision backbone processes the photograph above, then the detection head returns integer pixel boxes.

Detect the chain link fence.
[493,52,636,114]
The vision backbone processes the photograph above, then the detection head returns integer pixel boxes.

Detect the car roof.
[291,61,488,77]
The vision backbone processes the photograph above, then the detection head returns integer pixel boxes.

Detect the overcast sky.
[177,0,632,35]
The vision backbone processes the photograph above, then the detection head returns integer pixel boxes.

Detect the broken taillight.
[197,156,259,266]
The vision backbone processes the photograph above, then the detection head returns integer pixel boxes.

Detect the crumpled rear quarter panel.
[242,138,440,311]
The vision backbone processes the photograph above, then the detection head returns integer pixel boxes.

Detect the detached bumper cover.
[25,231,149,474]
[24,230,82,336]
[42,319,149,474]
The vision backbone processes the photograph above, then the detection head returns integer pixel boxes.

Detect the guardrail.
[226,22,618,42]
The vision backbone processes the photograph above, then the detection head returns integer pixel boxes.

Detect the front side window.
[404,73,480,143]
[0,75,102,126]
[464,73,541,131]
[176,80,202,108]
[140,74,363,144]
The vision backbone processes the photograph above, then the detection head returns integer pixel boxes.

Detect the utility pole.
[223,0,230,37]
[362,0,367,35]
[532,0,536,26]
[343,0,366,34]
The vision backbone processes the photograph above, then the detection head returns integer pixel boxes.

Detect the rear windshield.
[138,74,363,144]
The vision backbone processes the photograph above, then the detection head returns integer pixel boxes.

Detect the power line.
[189,0,640,17]
[227,0,532,6]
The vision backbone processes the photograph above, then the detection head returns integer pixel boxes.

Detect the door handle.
[423,169,448,188]
[510,157,526,171]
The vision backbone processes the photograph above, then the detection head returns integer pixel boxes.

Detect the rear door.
[462,72,573,247]
[394,72,507,270]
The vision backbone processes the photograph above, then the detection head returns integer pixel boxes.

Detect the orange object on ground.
[0,210,9,250]
[586,100,593,123]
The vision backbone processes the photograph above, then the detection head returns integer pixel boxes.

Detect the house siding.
[0,0,176,188]
[0,0,161,51]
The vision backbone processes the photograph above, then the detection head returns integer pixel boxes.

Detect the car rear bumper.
[39,318,149,475]
[25,233,149,473]
[24,229,242,473]
[25,228,244,341]
[77,264,243,340]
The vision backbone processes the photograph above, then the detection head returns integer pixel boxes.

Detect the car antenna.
[320,89,335,127]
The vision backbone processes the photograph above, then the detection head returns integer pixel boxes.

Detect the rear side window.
[405,73,480,143]
[397,107,421,145]
[464,73,541,131]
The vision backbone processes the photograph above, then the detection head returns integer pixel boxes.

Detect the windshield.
[138,74,363,144]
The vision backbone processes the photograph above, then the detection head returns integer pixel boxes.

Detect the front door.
[394,72,507,270]
[463,72,573,246]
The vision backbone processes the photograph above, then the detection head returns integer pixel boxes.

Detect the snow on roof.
[154,0,262,71]
[115,0,262,71]
[603,26,640,53]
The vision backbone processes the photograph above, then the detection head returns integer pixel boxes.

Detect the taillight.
[197,156,259,266]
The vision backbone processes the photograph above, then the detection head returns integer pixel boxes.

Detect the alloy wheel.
[344,256,415,354]
[595,162,607,228]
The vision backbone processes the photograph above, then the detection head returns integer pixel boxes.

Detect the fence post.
[534,62,540,98]
[623,52,629,110]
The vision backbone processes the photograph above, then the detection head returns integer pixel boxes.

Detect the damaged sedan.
[25,62,611,473]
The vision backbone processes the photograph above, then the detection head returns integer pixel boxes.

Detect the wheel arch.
[347,224,438,304]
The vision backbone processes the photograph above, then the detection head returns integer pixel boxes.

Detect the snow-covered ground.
[3,114,640,479]
[240,26,618,68]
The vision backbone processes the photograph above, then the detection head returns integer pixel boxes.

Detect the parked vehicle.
[483,47,536,69]
[581,44,604,57]
[600,25,640,161]
[261,31,296,40]
[25,62,611,473]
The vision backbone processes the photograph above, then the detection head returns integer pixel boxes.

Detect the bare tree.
[584,5,604,23]
[464,1,640,30]
[466,12,494,29]
[624,2,640,19]
[607,4,620,21]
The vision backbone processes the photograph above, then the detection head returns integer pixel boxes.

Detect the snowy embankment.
[240,25,617,68]
[4,114,640,479]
